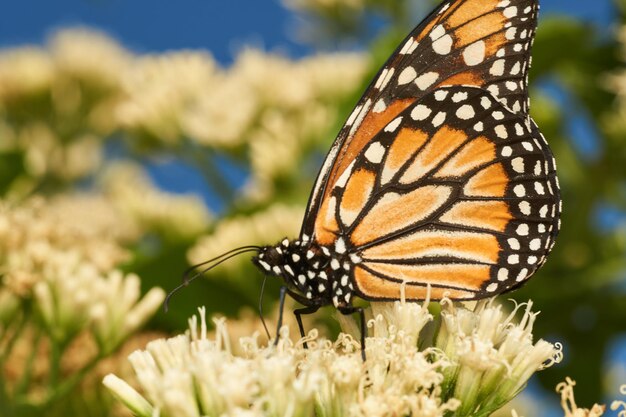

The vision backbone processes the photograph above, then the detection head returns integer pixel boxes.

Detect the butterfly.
[167,0,561,359]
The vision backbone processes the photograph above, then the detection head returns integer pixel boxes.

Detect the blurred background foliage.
[0,0,625,416]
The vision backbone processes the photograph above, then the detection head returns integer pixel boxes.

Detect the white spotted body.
[253,239,360,307]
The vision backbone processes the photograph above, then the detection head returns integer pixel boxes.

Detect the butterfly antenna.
[164,245,261,312]
[258,275,271,339]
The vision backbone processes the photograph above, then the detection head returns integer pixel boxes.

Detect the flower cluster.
[434,299,563,415]
[0,193,168,410]
[101,162,212,242]
[0,29,368,201]
[0,195,167,348]
[104,296,562,417]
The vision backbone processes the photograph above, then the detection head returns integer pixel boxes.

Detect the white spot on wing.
[495,125,508,139]
[490,59,505,76]
[373,99,387,113]
[497,268,509,281]
[502,6,517,19]
[399,38,419,54]
[432,111,446,127]
[397,66,417,85]
[519,201,531,215]
[415,72,439,90]
[335,160,355,188]
[411,104,432,121]
[452,92,468,102]
[463,40,486,66]
[335,237,347,254]
[348,99,372,138]
[516,224,529,236]
[508,238,520,250]
[384,117,403,132]
[511,157,524,173]
[435,90,449,101]
[529,238,541,251]
[365,142,385,164]
[374,68,395,90]
[456,104,475,120]
[433,34,453,55]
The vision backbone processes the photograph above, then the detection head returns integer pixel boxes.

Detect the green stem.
[48,339,62,387]
[16,353,104,412]
[14,328,42,397]
[45,354,103,405]
[0,306,29,365]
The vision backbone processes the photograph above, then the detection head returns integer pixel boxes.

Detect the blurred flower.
[557,377,606,417]
[103,374,155,417]
[105,295,560,417]
[117,51,217,145]
[0,47,55,100]
[101,162,212,241]
[181,71,258,148]
[233,50,368,193]
[90,271,166,354]
[187,203,303,268]
[0,196,133,297]
[0,29,367,210]
[34,261,165,352]
[0,195,164,347]
[18,124,104,181]
[50,28,131,90]
[611,385,626,417]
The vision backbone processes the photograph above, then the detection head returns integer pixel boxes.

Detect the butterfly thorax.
[252,238,361,308]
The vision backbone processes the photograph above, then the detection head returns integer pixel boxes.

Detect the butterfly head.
[253,238,338,305]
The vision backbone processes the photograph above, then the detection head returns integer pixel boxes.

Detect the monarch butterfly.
[167,0,561,359]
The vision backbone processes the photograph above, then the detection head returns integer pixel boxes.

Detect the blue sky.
[0,0,616,64]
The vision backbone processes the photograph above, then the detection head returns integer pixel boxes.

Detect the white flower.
[557,377,606,417]
[0,47,55,99]
[91,271,166,354]
[116,51,217,144]
[435,299,563,416]
[106,295,561,417]
[50,28,132,89]
[101,162,212,241]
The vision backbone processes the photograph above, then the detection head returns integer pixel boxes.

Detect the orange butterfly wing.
[299,0,560,301]
[301,0,540,242]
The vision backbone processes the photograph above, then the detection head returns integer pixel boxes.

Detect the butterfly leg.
[273,286,289,346]
[293,306,319,349]
[273,286,314,347]
[338,306,367,361]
